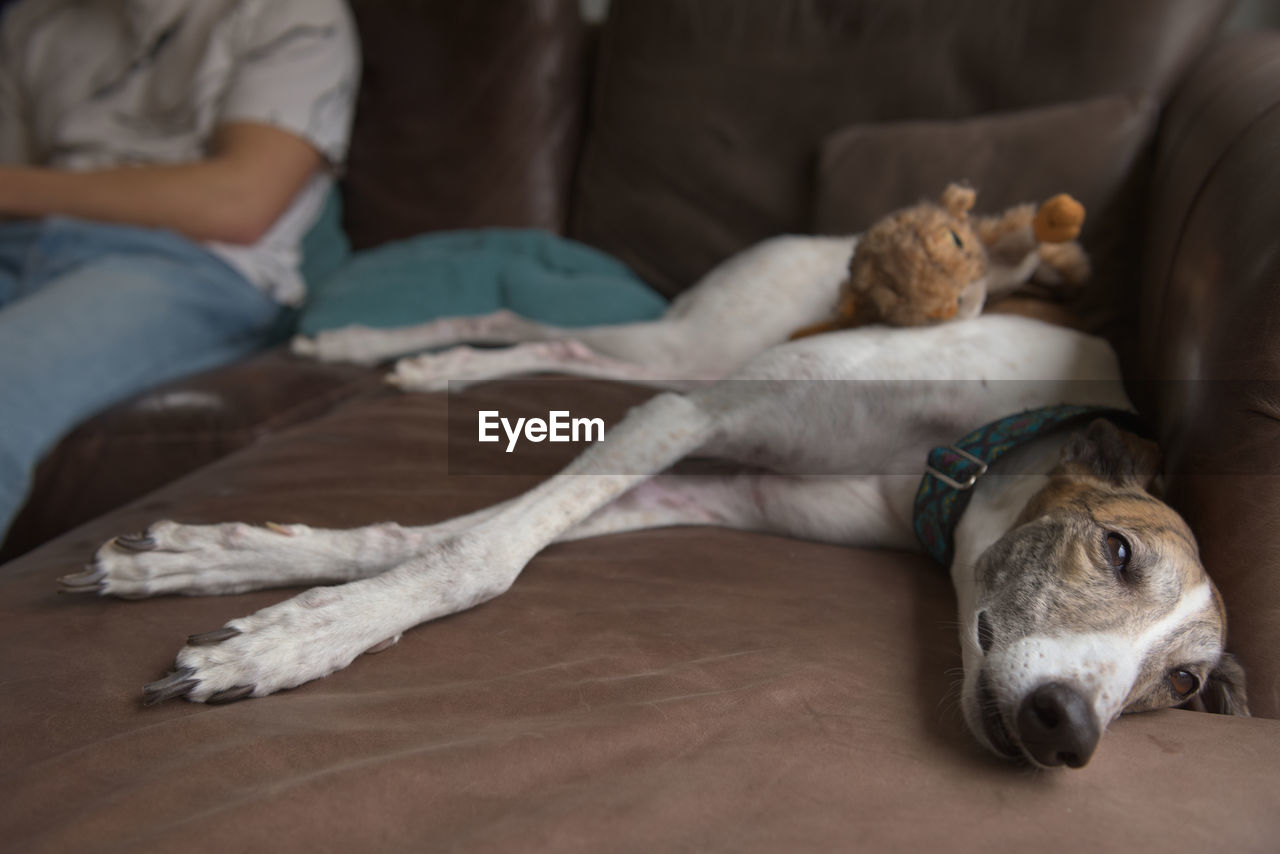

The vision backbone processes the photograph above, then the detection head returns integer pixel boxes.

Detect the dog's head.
[960,419,1248,768]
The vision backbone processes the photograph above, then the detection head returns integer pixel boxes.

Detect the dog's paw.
[60,521,317,598]
[290,325,386,366]
[143,584,405,705]
[289,333,319,358]
[386,347,485,393]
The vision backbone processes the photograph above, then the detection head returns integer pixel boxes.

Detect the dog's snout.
[1015,682,1100,768]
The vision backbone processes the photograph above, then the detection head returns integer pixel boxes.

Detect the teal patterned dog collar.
[913,405,1146,566]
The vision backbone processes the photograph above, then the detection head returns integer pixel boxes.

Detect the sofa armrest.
[1139,31,1280,718]
[1141,31,1280,384]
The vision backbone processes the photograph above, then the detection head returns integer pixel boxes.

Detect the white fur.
[986,581,1213,728]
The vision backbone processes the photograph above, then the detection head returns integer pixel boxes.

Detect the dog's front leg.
[62,506,511,598]
[141,393,718,704]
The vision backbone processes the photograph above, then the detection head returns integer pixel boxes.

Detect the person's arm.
[0,122,323,245]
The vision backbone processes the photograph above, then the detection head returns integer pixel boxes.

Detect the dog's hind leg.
[291,309,580,366]
[295,310,724,382]
[129,391,725,703]
[292,308,693,370]
[388,340,713,392]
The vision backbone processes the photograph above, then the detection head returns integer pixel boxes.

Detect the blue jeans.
[0,218,283,541]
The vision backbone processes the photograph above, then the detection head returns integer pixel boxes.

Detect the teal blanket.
[297,205,668,336]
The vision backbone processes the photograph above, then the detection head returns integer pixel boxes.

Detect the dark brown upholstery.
[813,96,1157,238]
[1138,31,1280,719]
[4,2,1280,849]
[342,0,589,248]
[571,0,1230,297]
[812,95,1161,344]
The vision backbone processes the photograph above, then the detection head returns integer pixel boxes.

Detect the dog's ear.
[1189,652,1250,716]
[1060,418,1162,493]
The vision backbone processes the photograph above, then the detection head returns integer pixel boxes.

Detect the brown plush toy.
[791,184,1089,338]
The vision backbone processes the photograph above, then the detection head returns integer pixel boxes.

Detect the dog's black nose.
[1015,682,1100,768]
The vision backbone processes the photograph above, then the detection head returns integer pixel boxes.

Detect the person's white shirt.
[0,0,361,305]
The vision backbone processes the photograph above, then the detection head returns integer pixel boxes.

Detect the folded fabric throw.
[297,225,668,336]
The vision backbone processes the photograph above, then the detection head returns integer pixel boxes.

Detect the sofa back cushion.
[571,0,1232,298]
[812,95,1159,349]
[342,0,589,249]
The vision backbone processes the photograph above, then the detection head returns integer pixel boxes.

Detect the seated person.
[0,0,360,540]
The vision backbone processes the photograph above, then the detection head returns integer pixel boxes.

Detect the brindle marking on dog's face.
[982,478,1220,701]
[961,421,1244,767]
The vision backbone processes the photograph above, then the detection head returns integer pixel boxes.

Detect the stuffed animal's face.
[845,190,989,327]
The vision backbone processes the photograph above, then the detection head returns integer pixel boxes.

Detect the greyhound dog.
[62,310,1247,769]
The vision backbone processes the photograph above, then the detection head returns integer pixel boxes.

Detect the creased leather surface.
[342,0,588,248]
[1,385,1277,852]
[572,0,1231,297]
[1139,32,1280,719]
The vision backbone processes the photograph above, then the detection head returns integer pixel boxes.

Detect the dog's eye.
[1170,669,1200,698]
[1105,532,1131,571]
[948,229,964,249]
[976,610,995,654]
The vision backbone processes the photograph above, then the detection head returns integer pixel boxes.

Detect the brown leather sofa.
[4,2,1280,849]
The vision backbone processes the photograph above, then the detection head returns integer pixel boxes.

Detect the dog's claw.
[206,685,254,705]
[186,627,242,646]
[57,564,106,593]
[142,667,198,706]
[114,533,157,552]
